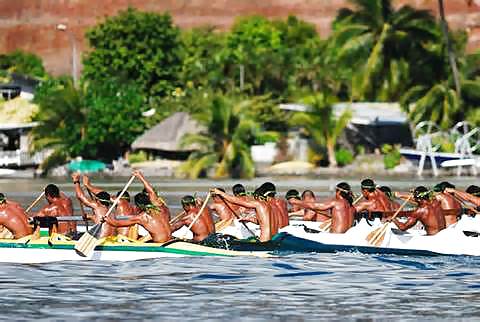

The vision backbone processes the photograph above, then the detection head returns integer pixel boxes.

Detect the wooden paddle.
[219,196,257,237]
[366,195,412,246]
[181,192,211,239]
[75,175,136,257]
[25,191,45,213]
[169,211,186,225]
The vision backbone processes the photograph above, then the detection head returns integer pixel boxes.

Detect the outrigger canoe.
[0,235,271,264]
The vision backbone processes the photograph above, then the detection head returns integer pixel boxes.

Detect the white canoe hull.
[280,217,480,257]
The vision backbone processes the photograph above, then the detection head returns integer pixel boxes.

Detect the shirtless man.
[209,188,235,222]
[433,182,462,227]
[82,175,135,236]
[133,170,170,222]
[289,182,355,234]
[105,192,172,243]
[302,190,330,222]
[392,186,446,235]
[33,184,75,236]
[379,186,401,210]
[446,185,480,207]
[0,193,32,239]
[212,186,277,242]
[286,190,303,217]
[355,179,393,218]
[72,173,116,238]
[170,195,215,242]
[262,182,289,228]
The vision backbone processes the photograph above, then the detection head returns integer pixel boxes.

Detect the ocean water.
[1,253,480,320]
[1,176,480,320]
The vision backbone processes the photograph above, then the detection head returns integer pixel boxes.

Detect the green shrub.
[335,148,354,167]
[128,151,148,164]
[381,144,401,169]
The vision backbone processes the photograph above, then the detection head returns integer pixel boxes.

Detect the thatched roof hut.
[131,112,204,155]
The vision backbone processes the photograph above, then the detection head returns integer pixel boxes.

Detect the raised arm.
[289,198,335,212]
[447,188,480,206]
[212,189,257,209]
[72,173,97,209]
[82,175,103,195]
[133,170,156,200]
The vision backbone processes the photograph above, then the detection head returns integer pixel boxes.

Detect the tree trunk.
[327,142,337,168]
[438,0,462,98]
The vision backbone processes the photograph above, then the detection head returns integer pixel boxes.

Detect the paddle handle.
[389,195,413,222]
[353,194,363,205]
[220,196,257,237]
[169,211,186,225]
[104,175,136,218]
[183,192,211,238]
[25,191,45,213]
[369,195,412,245]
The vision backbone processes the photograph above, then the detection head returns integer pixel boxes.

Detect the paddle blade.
[366,225,384,245]
[319,220,331,232]
[74,223,103,257]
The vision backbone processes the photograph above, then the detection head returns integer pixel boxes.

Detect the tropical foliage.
[290,94,352,167]
[83,8,182,99]
[177,93,277,178]
[0,50,47,78]
[32,77,147,162]
[330,0,441,101]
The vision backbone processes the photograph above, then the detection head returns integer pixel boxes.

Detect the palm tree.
[176,94,275,179]
[331,0,440,101]
[290,94,352,168]
[32,77,88,158]
[402,50,480,129]
[402,82,460,129]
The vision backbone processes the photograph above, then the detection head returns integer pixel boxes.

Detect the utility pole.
[56,24,78,87]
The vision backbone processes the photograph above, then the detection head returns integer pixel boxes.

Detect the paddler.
[212,186,277,242]
[133,170,170,222]
[82,175,136,237]
[379,186,401,210]
[170,195,215,242]
[355,179,393,220]
[433,182,462,227]
[446,185,480,208]
[286,189,304,217]
[392,186,446,235]
[0,193,32,239]
[72,173,116,238]
[302,190,330,222]
[209,188,235,222]
[32,184,76,237]
[262,182,289,228]
[288,182,355,233]
[104,192,172,243]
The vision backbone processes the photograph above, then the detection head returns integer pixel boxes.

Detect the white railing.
[0,150,50,167]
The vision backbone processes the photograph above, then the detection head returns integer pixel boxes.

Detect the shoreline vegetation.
[0,0,479,179]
